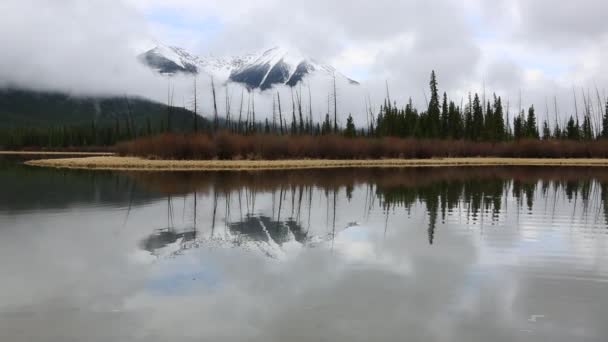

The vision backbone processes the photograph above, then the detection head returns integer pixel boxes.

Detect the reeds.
[115,132,608,160]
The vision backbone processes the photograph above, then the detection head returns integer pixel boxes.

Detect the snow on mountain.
[139,45,359,90]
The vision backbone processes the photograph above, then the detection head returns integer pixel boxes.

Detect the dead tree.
[211,77,219,131]
[333,73,338,133]
[225,85,232,129]
[298,84,304,133]
[192,76,198,132]
[308,84,313,133]
[238,88,244,133]
[277,91,284,134]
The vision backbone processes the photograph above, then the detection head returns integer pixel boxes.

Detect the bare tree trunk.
[238,88,244,133]
[308,84,313,134]
[272,95,277,132]
[225,85,231,129]
[193,77,198,132]
[277,91,284,134]
[251,91,256,133]
[298,84,304,133]
[211,77,219,131]
[291,88,296,134]
[333,73,338,133]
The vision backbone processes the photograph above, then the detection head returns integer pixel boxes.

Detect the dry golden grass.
[25,156,608,171]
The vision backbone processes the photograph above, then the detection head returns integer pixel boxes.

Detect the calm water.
[1,157,608,342]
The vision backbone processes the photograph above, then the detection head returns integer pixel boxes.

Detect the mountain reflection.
[131,167,608,257]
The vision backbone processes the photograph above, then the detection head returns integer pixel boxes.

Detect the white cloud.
[1,0,608,125]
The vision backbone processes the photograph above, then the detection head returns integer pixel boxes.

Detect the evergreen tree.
[472,94,484,141]
[427,71,441,138]
[448,101,463,139]
[513,111,525,140]
[321,113,332,135]
[464,94,474,140]
[493,96,505,141]
[344,114,356,138]
[602,101,608,139]
[441,92,449,138]
[525,106,539,138]
[566,116,580,140]
[581,116,593,140]
[542,121,552,139]
[484,101,495,140]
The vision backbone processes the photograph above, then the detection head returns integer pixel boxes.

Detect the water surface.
[1,158,607,341]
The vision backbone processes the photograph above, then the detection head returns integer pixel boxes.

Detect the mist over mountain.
[139,45,359,90]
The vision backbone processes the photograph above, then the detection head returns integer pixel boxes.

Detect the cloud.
[1,0,608,125]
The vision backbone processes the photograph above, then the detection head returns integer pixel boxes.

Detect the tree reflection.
[131,167,608,256]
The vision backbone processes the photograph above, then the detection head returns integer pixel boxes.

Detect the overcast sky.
[1,0,607,124]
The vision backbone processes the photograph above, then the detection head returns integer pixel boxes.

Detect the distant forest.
[1,71,608,149]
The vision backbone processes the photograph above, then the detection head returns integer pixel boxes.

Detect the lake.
[1,157,607,341]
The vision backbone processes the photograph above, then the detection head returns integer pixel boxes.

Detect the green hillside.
[0,88,206,129]
[0,88,211,148]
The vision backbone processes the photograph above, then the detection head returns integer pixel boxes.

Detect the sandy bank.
[24,156,608,171]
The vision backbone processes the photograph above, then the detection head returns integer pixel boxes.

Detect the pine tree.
[525,106,539,138]
[513,111,525,140]
[602,101,608,139]
[427,71,441,138]
[566,116,580,140]
[472,94,484,141]
[345,114,356,138]
[321,113,332,135]
[542,121,552,139]
[582,116,593,140]
[441,92,449,138]
[483,101,493,140]
[464,94,474,140]
[493,96,505,141]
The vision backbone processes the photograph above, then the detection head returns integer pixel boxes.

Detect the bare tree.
[225,85,232,129]
[291,87,296,134]
[251,91,256,132]
[211,77,219,131]
[297,84,304,133]
[277,91,284,134]
[333,73,338,132]
[238,88,244,133]
[307,84,313,133]
[192,76,198,132]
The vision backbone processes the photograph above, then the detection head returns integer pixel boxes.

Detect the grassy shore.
[24,156,608,171]
[0,151,113,156]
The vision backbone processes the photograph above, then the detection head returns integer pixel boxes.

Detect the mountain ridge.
[139,45,359,90]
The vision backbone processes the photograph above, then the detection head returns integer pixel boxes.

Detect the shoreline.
[24,156,608,171]
[0,151,113,156]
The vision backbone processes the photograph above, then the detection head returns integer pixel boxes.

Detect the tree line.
[374,71,608,141]
[3,71,608,149]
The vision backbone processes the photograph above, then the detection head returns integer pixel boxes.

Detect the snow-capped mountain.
[139,45,359,90]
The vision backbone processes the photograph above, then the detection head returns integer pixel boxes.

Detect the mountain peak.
[139,45,359,90]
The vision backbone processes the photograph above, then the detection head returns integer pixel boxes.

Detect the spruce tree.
[472,94,484,141]
[602,101,608,139]
[427,71,441,138]
[464,94,474,140]
[441,92,449,138]
[513,111,525,140]
[542,121,552,139]
[581,116,593,140]
[566,116,580,140]
[525,106,539,138]
[345,114,356,138]
[493,96,505,141]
